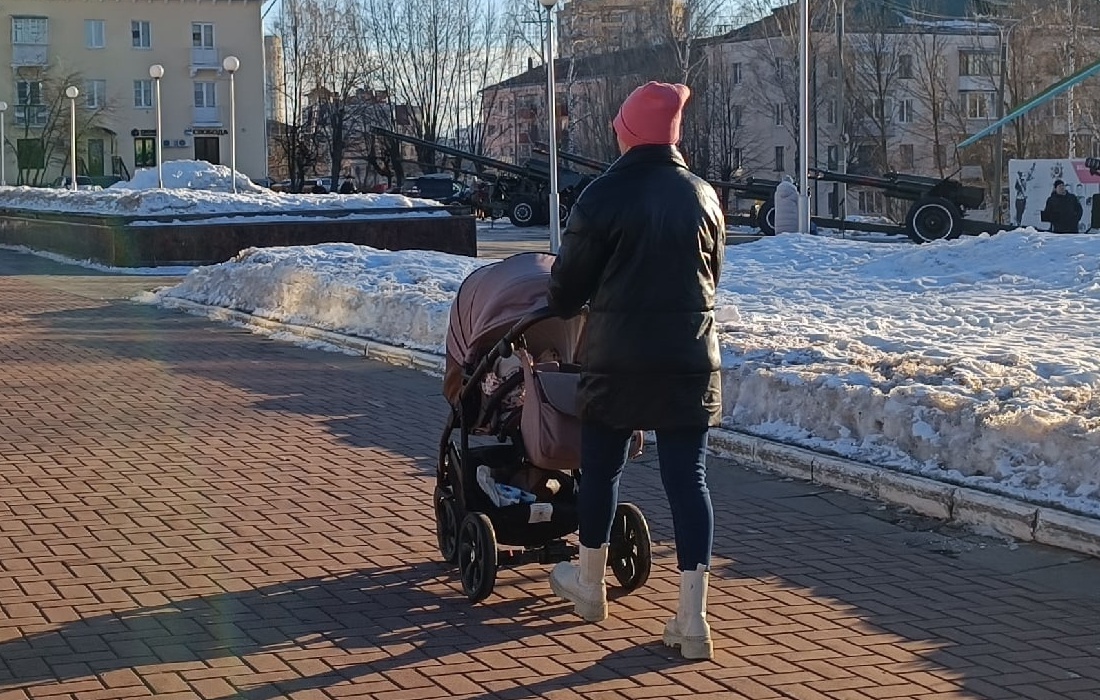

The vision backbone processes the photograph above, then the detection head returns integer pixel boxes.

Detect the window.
[17,138,45,169]
[134,137,156,167]
[12,17,48,44]
[964,91,992,119]
[732,105,742,128]
[775,60,784,80]
[774,145,784,171]
[1049,97,1065,118]
[84,19,105,49]
[191,22,214,48]
[84,80,106,109]
[897,98,915,123]
[935,144,947,169]
[898,54,913,79]
[15,80,46,126]
[872,98,893,122]
[731,62,742,85]
[827,144,840,170]
[899,144,914,169]
[826,99,837,125]
[134,79,153,108]
[857,189,885,213]
[959,50,997,77]
[774,103,784,126]
[194,82,217,107]
[131,20,151,48]
[732,148,743,170]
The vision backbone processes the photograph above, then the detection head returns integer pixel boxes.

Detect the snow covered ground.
[6,161,1099,518]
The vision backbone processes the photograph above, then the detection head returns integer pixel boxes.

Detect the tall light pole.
[65,86,80,191]
[798,0,811,234]
[538,0,561,253]
[223,55,240,194]
[0,101,8,187]
[149,64,165,188]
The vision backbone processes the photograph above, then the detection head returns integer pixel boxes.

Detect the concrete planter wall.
[0,207,477,266]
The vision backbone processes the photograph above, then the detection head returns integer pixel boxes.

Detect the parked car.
[50,176,101,191]
[401,174,468,204]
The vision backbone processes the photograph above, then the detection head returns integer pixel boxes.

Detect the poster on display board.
[1008,159,1100,233]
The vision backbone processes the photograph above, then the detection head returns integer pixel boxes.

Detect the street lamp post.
[149,64,165,188]
[798,0,811,234]
[65,86,80,191]
[0,101,8,187]
[538,0,561,253]
[222,55,240,194]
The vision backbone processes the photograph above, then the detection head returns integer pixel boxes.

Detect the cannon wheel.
[906,197,963,243]
[508,199,537,227]
[756,198,776,236]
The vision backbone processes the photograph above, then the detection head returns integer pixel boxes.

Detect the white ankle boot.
[663,565,712,660]
[549,544,608,622]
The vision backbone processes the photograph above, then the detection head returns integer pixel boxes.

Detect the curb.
[159,297,1100,560]
[707,430,1100,559]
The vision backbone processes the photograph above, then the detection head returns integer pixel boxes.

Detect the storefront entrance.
[194,136,220,165]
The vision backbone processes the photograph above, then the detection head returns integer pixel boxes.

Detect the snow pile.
[0,160,445,217]
[110,160,264,193]
[151,230,1100,515]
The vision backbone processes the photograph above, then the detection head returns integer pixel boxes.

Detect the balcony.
[190,46,220,75]
[192,106,221,125]
[12,43,48,67]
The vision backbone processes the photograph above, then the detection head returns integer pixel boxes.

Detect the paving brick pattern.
[1,255,1099,699]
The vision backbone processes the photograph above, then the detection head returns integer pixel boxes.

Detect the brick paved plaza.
[1,248,1099,700]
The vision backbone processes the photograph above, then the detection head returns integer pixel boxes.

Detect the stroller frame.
[437,306,652,603]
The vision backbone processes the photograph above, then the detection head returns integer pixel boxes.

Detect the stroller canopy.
[444,252,579,405]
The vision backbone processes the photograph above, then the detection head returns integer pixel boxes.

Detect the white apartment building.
[5,0,266,184]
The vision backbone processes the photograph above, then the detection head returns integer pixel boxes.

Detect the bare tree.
[11,66,111,185]
[269,0,321,192]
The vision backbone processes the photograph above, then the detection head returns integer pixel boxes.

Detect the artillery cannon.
[371,126,594,227]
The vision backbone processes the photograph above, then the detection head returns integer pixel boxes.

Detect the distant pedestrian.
[1042,179,1082,234]
[546,81,724,660]
[310,181,328,195]
[339,178,357,194]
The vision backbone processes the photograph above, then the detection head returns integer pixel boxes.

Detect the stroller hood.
[444,252,577,405]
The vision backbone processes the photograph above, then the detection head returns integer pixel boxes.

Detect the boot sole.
[663,630,713,660]
[549,576,607,622]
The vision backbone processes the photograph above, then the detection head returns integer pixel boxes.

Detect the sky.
[6,159,1099,522]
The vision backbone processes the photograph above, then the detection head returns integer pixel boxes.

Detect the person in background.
[546,81,725,661]
[1042,179,1082,234]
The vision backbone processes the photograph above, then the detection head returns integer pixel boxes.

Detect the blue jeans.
[577,421,713,571]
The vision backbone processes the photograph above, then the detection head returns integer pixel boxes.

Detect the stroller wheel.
[457,512,497,602]
[609,502,651,592]
[434,485,459,564]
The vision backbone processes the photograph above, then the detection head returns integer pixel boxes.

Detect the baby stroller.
[438,252,652,602]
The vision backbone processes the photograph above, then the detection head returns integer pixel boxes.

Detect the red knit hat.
[612,81,691,149]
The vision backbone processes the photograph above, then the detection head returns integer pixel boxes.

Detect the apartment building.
[5,0,265,184]
[557,0,682,58]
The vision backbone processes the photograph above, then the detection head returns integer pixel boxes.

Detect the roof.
[483,44,677,92]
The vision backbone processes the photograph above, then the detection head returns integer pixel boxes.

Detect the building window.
[12,16,48,44]
[827,144,840,170]
[775,60,784,81]
[134,137,156,167]
[774,145,784,171]
[935,144,948,169]
[731,62,742,85]
[15,80,47,126]
[774,103,784,126]
[84,80,107,109]
[732,104,742,128]
[872,98,893,122]
[17,138,46,169]
[964,91,992,119]
[897,98,915,123]
[131,20,151,48]
[194,82,217,107]
[732,148,743,170]
[826,99,836,125]
[134,79,153,108]
[192,22,214,48]
[899,144,914,169]
[898,54,913,79]
[1049,97,1065,119]
[959,50,996,77]
[85,19,106,49]
[857,189,885,213]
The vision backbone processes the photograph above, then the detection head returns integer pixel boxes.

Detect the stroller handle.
[494,306,556,359]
